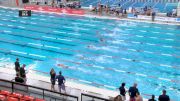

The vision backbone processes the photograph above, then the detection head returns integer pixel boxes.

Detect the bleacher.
[80,0,179,13]
[0,90,45,101]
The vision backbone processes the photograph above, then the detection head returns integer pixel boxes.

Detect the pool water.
[0,7,179,100]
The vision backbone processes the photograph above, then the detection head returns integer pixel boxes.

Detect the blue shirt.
[56,75,65,85]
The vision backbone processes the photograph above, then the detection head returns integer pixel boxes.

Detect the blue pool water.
[0,7,179,100]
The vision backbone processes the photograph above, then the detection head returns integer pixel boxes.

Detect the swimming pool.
[0,7,179,100]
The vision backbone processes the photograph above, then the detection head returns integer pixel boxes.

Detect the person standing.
[158,90,170,101]
[20,64,27,84]
[50,68,56,91]
[148,95,156,101]
[15,58,20,74]
[119,83,126,101]
[56,71,66,93]
[129,83,139,101]
[135,92,143,101]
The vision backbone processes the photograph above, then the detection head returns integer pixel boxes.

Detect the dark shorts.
[51,79,56,85]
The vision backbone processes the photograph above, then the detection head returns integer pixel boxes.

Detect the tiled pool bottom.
[0,6,179,100]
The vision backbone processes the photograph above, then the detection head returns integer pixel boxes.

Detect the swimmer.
[87,45,94,48]
[57,64,69,68]
[132,59,136,62]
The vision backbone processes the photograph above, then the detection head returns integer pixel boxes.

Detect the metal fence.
[0,79,78,101]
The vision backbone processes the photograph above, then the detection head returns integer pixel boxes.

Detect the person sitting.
[158,90,170,101]
[135,92,143,101]
[148,95,156,101]
[15,74,24,83]
[20,64,27,84]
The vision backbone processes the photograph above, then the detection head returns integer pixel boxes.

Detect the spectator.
[51,0,55,7]
[135,92,143,101]
[15,58,20,74]
[148,95,156,101]
[158,90,170,101]
[56,71,66,93]
[114,95,123,101]
[119,83,126,101]
[124,9,127,14]
[20,64,27,83]
[14,74,24,83]
[50,68,56,91]
[129,83,139,101]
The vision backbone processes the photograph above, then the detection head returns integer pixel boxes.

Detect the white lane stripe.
[11,20,16,22]
[121,58,131,61]
[166,33,174,35]
[136,35,144,37]
[144,51,153,54]
[42,36,56,39]
[29,54,46,58]
[28,43,43,47]
[146,43,156,46]
[20,21,26,23]
[2,18,8,21]
[150,37,158,39]
[114,69,126,73]
[152,31,160,33]
[68,33,81,36]
[44,45,60,49]
[4,30,12,33]
[139,30,146,32]
[30,22,37,24]
[162,45,172,48]
[140,61,151,64]
[78,79,92,84]
[136,73,147,77]
[7,25,13,27]
[161,54,172,57]
[160,64,172,68]
[57,38,72,42]
[158,78,171,81]
[104,85,116,89]
[83,23,96,27]
[53,30,66,34]
[11,50,27,54]
[165,39,174,41]
[93,65,104,69]
[128,49,136,51]
[131,41,140,44]
[18,26,25,29]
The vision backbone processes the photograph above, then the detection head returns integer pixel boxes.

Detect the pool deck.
[0,62,150,101]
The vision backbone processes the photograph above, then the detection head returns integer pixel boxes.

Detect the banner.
[24,5,85,15]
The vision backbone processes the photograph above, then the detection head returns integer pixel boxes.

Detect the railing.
[0,79,78,101]
[81,93,110,101]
